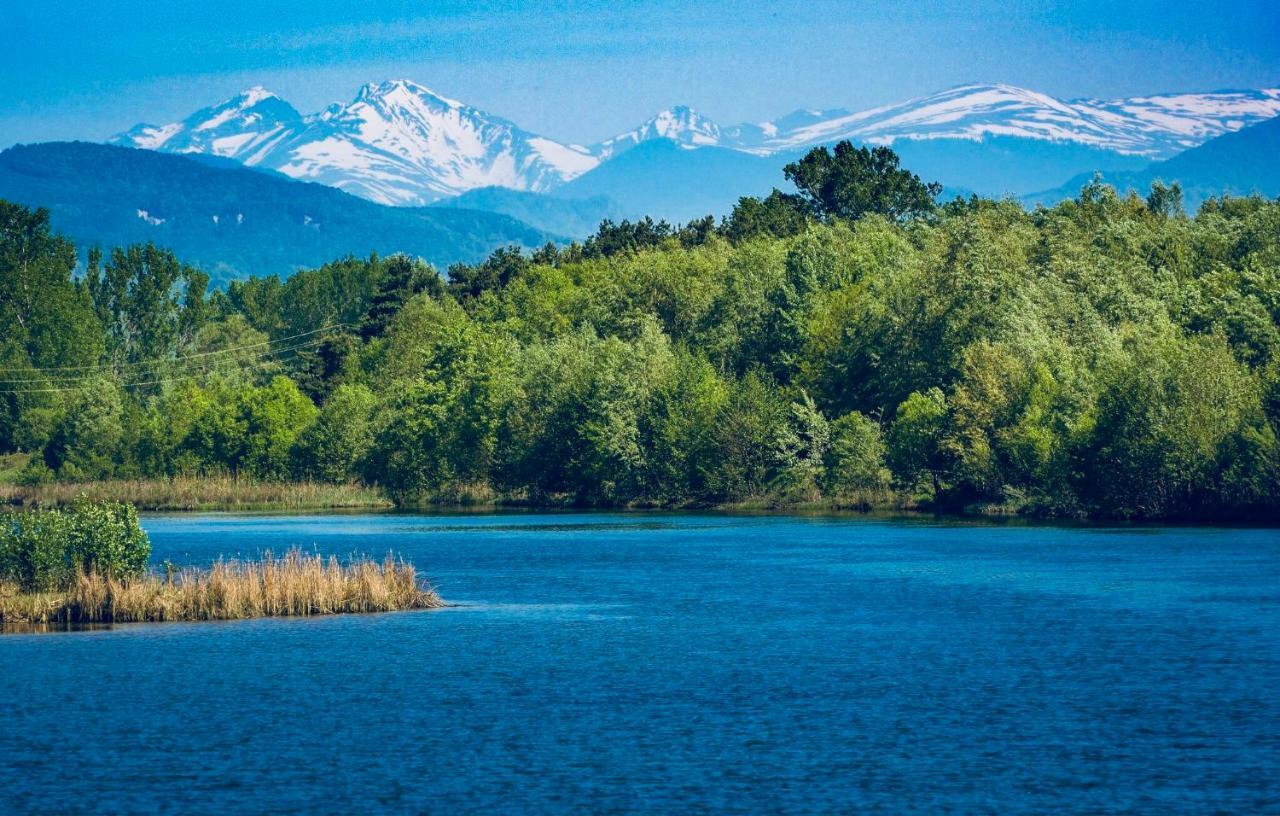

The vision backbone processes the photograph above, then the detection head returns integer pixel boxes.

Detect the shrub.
[0,510,70,591]
[825,411,890,494]
[0,499,150,591]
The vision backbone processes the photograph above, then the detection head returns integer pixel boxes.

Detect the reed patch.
[1,549,442,625]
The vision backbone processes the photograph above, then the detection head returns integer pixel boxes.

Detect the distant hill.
[1026,116,1280,209]
[891,137,1148,200]
[548,134,1151,223]
[554,140,801,223]
[432,186,620,239]
[0,142,557,286]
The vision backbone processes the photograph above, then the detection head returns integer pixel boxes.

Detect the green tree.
[824,412,890,495]
[583,217,674,259]
[447,245,529,304]
[181,377,317,479]
[234,376,319,480]
[291,384,377,483]
[721,191,810,242]
[784,141,941,222]
[42,378,123,480]
[364,380,455,503]
[1145,180,1185,219]
[886,388,949,496]
[0,203,105,453]
[360,255,443,339]
[85,243,208,366]
[771,392,831,501]
[704,371,788,501]
[0,499,149,591]
[1079,332,1275,518]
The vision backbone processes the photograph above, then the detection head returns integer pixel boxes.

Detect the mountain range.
[1,78,1275,285]
[113,80,1280,216]
[114,81,598,207]
[1027,113,1280,210]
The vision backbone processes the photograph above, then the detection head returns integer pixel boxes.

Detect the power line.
[0,335,333,385]
[0,338,324,392]
[0,337,332,394]
[0,323,350,375]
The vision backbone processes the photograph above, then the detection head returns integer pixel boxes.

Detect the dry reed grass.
[0,477,390,511]
[0,549,442,626]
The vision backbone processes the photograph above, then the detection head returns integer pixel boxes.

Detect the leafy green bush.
[0,510,70,591]
[0,499,150,591]
[824,412,890,494]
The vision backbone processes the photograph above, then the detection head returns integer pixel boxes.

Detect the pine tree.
[359,255,441,340]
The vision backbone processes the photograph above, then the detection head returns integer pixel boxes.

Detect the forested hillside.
[3,143,1278,519]
[0,142,556,286]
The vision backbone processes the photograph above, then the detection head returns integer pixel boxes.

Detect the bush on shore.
[0,499,149,591]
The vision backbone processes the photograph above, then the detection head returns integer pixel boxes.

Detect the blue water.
[2,513,1278,814]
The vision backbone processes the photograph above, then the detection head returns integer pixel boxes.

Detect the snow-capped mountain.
[745,84,1280,159]
[1075,89,1280,156]
[719,108,853,152]
[592,106,724,160]
[116,86,304,163]
[113,80,599,205]
[591,84,1280,160]
[114,80,1280,210]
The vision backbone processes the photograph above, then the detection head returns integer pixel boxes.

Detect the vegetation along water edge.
[0,499,441,627]
[3,142,1280,522]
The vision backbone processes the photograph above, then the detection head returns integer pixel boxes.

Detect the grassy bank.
[392,485,925,515]
[1,477,391,511]
[0,549,442,626]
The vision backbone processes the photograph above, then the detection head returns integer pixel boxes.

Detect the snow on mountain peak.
[356,78,466,111]
[238,86,281,105]
[113,86,301,158]
[748,83,1280,157]
[114,79,598,205]
[111,79,1280,208]
[593,105,724,159]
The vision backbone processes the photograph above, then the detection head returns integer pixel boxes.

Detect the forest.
[3,143,1278,520]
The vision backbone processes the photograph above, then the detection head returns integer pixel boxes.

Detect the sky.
[2,0,1278,148]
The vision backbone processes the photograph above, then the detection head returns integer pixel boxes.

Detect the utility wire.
[0,337,330,394]
[0,335,333,385]
[0,323,350,375]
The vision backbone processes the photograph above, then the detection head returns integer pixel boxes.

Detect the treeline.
[2,143,1279,519]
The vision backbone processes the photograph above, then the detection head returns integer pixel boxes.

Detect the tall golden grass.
[0,549,442,626]
[0,476,390,511]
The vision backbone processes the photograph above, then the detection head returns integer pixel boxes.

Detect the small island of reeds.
[0,499,441,627]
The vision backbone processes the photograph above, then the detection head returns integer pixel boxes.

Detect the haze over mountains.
[112,79,1280,211]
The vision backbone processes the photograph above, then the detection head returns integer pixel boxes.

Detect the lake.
[2,512,1278,813]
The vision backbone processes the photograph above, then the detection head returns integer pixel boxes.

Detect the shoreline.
[5,480,1277,525]
[143,501,1280,531]
[1,478,391,512]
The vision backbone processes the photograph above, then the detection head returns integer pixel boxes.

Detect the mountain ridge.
[113,80,1280,212]
[113,79,600,206]
[1025,114,1280,210]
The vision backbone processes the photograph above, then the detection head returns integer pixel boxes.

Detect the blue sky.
[2,0,1278,148]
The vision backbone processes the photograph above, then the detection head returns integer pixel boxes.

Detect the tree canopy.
[2,143,1278,521]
